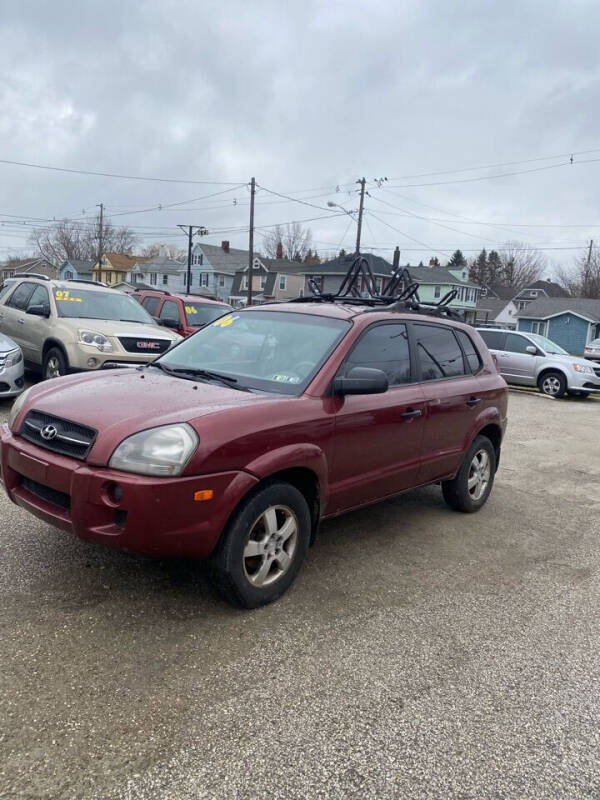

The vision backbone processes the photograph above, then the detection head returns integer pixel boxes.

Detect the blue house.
[58,259,94,281]
[517,298,600,355]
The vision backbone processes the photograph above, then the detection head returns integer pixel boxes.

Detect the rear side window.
[142,296,160,316]
[414,324,466,381]
[505,333,533,354]
[455,330,482,374]
[343,323,411,385]
[6,282,36,310]
[159,300,180,323]
[27,285,50,310]
[0,284,13,301]
[478,330,505,350]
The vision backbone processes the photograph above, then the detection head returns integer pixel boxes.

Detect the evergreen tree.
[486,250,503,286]
[429,256,440,266]
[447,249,467,269]
[339,248,347,258]
[469,248,488,285]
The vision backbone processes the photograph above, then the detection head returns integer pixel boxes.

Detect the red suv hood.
[19,369,273,464]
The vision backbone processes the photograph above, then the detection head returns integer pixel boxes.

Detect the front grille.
[117,336,171,355]
[19,410,96,460]
[594,367,600,378]
[21,477,71,511]
[0,382,10,393]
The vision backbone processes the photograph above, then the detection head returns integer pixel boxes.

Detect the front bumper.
[568,371,600,393]
[0,362,25,398]
[0,424,258,558]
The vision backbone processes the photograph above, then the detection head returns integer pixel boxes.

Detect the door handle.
[17,319,25,325]
[401,408,423,419]
[466,397,482,407]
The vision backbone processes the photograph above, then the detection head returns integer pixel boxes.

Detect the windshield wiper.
[149,363,249,391]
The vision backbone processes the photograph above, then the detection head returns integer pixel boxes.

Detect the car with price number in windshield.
[132,288,233,338]
[0,275,182,379]
[1,302,507,608]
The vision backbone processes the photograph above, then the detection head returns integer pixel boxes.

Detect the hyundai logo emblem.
[40,424,58,441]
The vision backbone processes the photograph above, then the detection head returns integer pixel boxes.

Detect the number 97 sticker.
[212,314,238,328]
[54,290,82,302]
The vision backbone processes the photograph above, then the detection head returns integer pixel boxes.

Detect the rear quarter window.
[414,323,466,381]
[477,330,506,350]
[455,329,483,374]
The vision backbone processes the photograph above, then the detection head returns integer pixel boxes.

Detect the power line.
[0,158,245,186]
[108,185,247,217]
[367,211,450,256]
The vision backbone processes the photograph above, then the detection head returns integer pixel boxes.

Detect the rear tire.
[538,370,567,398]
[210,482,311,608]
[43,347,67,380]
[442,435,496,513]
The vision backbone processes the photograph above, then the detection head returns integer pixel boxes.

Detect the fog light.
[87,357,99,368]
[108,483,123,503]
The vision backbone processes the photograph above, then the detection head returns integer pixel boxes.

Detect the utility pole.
[247,176,256,307]
[177,225,209,294]
[96,202,104,279]
[587,239,594,266]
[355,178,366,255]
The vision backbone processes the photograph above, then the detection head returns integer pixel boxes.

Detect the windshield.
[157,309,351,394]
[526,332,568,355]
[184,302,231,327]
[53,288,154,323]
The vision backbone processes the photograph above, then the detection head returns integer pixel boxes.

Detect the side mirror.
[27,304,50,318]
[526,345,537,355]
[333,366,389,396]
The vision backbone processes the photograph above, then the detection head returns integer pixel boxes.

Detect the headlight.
[109,424,198,476]
[573,363,594,374]
[78,330,114,352]
[4,349,23,368]
[8,386,33,431]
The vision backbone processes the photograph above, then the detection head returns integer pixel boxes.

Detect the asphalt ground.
[0,383,599,799]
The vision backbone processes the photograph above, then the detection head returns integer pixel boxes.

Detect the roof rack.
[64,278,109,288]
[9,272,51,281]
[292,255,464,321]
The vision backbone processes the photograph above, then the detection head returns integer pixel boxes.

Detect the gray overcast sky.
[1,0,600,273]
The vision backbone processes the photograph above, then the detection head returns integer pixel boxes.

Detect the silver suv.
[0,275,181,379]
[477,328,600,398]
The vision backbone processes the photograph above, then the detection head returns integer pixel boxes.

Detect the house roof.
[486,284,517,300]
[136,254,185,275]
[407,266,480,288]
[62,259,94,274]
[98,253,149,271]
[196,243,250,274]
[516,297,600,322]
[302,253,395,276]
[476,297,511,317]
[518,279,569,298]
[259,257,308,274]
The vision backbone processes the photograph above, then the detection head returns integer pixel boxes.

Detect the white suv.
[477,328,600,398]
[0,275,181,379]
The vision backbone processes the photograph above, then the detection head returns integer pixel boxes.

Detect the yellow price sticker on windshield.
[54,290,82,302]
[212,314,238,328]
[185,305,198,314]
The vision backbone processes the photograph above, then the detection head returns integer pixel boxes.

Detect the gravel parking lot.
[0,387,599,799]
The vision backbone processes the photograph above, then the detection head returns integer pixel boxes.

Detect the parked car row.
[476,328,600,398]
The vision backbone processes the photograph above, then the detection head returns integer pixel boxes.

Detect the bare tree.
[498,241,545,289]
[557,245,600,298]
[140,242,186,260]
[29,213,138,265]
[261,222,312,262]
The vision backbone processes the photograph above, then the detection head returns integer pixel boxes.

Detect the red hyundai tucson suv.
[1,303,507,608]
[132,289,232,338]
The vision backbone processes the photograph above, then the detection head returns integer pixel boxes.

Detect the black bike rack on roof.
[292,254,464,321]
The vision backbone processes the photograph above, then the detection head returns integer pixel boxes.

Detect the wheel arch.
[476,422,503,471]
[42,338,69,361]
[537,366,568,386]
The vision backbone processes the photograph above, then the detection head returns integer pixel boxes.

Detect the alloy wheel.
[467,449,491,501]
[46,357,62,379]
[243,505,298,587]
[541,375,562,396]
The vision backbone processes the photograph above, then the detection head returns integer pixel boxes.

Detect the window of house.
[342,323,411,386]
[279,275,288,291]
[193,253,203,266]
[455,329,482,374]
[434,285,441,298]
[162,275,168,285]
[219,274,225,287]
[531,321,547,336]
[414,324,466,380]
[260,274,267,289]
[142,296,160,315]
[200,273,209,287]
[150,273,157,285]
[64,270,73,280]
[242,276,249,290]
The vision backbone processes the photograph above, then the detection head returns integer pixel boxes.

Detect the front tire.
[442,435,496,513]
[538,370,567,398]
[43,347,67,380]
[211,482,311,608]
